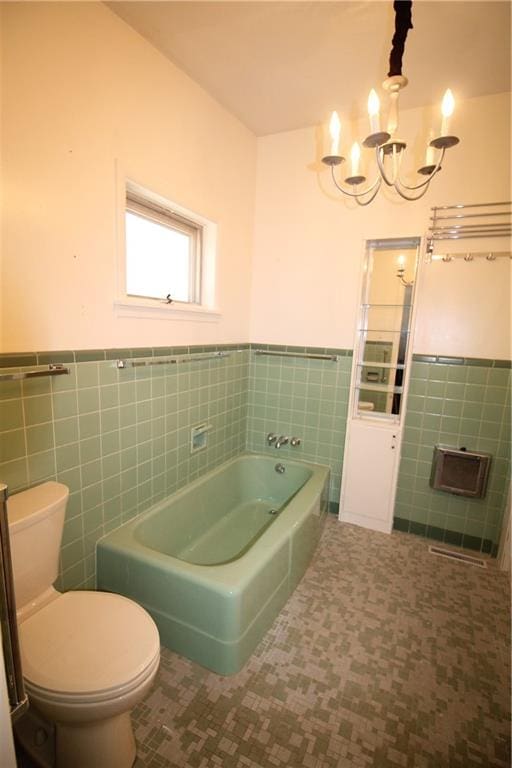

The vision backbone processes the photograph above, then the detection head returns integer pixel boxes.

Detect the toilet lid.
[19,591,160,697]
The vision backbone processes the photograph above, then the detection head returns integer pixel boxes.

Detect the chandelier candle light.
[322,1,460,204]
[396,254,414,286]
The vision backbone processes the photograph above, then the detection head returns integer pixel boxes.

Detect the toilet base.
[14,705,55,768]
[56,712,136,768]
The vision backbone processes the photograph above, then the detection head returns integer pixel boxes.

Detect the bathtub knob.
[267,432,277,445]
[290,437,301,447]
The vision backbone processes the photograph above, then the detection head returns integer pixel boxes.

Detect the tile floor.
[132,517,511,768]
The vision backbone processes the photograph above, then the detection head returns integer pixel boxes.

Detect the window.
[115,181,218,321]
[125,192,202,305]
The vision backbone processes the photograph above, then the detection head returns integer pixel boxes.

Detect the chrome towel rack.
[254,350,338,362]
[117,351,230,369]
[0,364,70,383]
[426,200,511,262]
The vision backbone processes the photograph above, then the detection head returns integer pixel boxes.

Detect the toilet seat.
[24,653,161,707]
[19,591,160,701]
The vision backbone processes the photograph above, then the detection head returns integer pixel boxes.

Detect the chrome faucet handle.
[276,435,289,448]
[267,432,277,445]
[290,437,301,447]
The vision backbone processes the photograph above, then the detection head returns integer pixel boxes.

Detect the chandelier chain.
[388,1,413,77]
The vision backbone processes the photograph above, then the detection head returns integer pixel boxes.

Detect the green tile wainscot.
[0,344,351,590]
[394,354,511,554]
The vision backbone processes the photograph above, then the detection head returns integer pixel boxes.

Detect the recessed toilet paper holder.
[190,423,212,454]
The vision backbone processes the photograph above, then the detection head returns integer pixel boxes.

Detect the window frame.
[125,193,202,306]
[115,177,219,322]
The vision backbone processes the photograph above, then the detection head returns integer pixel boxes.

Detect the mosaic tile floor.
[132,518,511,768]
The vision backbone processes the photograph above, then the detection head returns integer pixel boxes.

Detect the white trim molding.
[114,164,219,322]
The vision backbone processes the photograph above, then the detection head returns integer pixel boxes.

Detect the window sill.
[114,298,221,322]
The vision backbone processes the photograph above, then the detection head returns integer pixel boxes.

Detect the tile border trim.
[2,348,509,369]
[0,343,353,369]
[413,354,511,369]
[328,501,340,516]
[0,344,249,368]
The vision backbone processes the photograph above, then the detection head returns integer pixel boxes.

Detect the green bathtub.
[96,453,329,675]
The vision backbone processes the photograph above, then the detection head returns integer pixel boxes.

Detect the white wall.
[1,5,510,360]
[0,11,17,761]
[414,257,511,359]
[0,2,256,352]
[251,92,511,359]
[0,5,3,351]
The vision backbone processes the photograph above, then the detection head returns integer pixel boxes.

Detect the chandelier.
[396,255,414,286]
[322,1,460,205]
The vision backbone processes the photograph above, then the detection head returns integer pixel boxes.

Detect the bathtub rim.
[97,451,329,592]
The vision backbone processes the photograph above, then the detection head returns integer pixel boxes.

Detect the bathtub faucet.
[275,435,289,449]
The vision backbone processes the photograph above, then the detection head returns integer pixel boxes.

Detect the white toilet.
[8,481,160,768]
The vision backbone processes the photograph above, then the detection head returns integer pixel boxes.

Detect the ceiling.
[107,1,511,136]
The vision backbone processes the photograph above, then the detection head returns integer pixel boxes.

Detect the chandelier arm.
[395,147,446,191]
[375,146,397,187]
[354,179,382,206]
[392,181,432,202]
[330,166,381,199]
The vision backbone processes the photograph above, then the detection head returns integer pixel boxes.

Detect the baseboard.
[393,516,496,555]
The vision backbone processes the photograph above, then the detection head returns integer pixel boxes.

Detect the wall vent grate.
[429,445,491,498]
[428,545,487,568]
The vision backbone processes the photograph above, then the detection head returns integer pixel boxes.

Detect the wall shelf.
[362,303,413,309]
[359,328,411,334]
[359,362,405,370]
[356,383,404,394]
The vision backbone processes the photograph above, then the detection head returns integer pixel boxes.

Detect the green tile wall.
[246,347,352,504]
[0,347,249,590]
[5,342,506,591]
[394,357,511,553]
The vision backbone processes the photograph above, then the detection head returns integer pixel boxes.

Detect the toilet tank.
[7,482,69,612]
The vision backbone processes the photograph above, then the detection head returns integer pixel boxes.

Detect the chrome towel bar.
[117,351,230,369]
[0,364,70,383]
[254,350,338,362]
